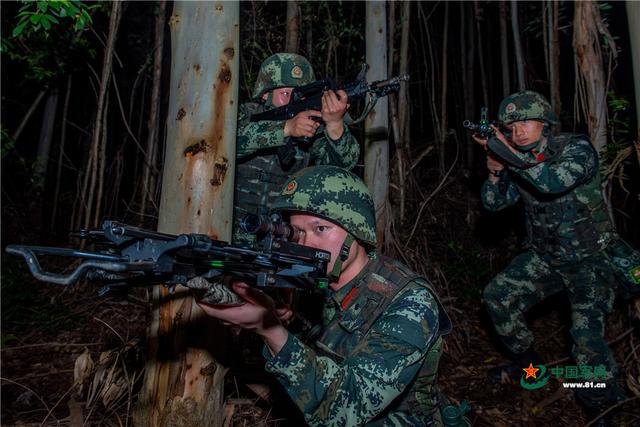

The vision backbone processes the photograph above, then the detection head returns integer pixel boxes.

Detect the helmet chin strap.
[264,92,275,108]
[328,233,354,283]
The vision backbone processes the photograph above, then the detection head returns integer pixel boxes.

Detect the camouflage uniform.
[481,91,619,407]
[266,166,451,426]
[233,53,360,246]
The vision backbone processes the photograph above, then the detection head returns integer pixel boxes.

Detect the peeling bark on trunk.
[135,2,239,426]
[573,0,616,152]
[364,1,389,248]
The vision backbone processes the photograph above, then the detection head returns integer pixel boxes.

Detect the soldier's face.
[504,119,545,148]
[289,213,356,274]
[262,87,294,107]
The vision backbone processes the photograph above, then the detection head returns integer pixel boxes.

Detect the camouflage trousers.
[484,250,619,405]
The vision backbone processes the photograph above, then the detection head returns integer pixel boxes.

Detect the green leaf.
[29,13,41,24]
[37,1,48,13]
[42,17,51,30]
[12,21,28,37]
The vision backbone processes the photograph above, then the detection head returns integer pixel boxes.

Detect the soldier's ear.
[261,92,268,102]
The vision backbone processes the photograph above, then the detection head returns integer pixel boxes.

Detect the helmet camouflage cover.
[252,53,316,101]
[498,90,559,125]
[271,165,377,246]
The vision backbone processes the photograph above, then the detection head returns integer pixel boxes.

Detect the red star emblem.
[523,363,539,379]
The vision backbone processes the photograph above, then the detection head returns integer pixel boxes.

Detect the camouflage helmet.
[252,53,316,101]
[498,90,559,125]
[271,165,377,246]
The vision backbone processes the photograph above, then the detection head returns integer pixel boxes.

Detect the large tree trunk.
[135,2,239,426]
[139,0,167,223]
[510,0,526,90]
[573,0,616,152]
[364,1,389,249]
[627,1,640,142]
[285,0,299,53]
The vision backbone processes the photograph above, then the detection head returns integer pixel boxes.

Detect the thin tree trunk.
[52,75,72,231]
[12,90,46,141]
[499,1,510,96]
[93,91,108,227]
[573,0,616,152]
[464,2,476,169]
[439,2,449,180]
[135,2,239,425]
[474,1,488,107]
[511,0,526,90]
[364,1,389,249]
[140,0,166,224]
[285,0,299,53]
[549,0,561,122]
[396,1,410,221]
[542,2,549,80]
[628,1,640,142]
[81,1,122,230]
[305,7,313,62]
[33,88,59,236]
[34,88,59,191]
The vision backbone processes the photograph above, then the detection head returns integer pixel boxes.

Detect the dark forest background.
[1,1,639,426]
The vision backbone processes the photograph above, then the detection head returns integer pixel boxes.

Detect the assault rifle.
[250,64,409,125]
[463,107,495,139]
[5,216,330,305]
[463,107,536,170]
[251,64,408,167]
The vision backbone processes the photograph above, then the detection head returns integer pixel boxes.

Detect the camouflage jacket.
[481,134,614,260]
[233,102,360,244]
[264,255,451,426]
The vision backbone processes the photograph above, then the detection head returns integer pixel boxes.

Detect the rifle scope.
[240,214,302,243]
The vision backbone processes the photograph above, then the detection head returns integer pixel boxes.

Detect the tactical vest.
[233,137,311,245]
[313,256,452,425]
[517,134,614,260]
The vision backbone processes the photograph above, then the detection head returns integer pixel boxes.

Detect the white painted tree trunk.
[136,2,239,426]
